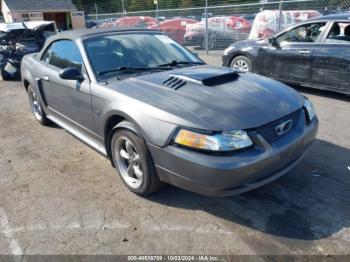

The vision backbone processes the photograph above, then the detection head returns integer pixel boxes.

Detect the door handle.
[42,75,49,81]
[298,50,311,55]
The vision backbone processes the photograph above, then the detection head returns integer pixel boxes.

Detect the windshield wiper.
[157,60,205,68]
[97,66,171,76]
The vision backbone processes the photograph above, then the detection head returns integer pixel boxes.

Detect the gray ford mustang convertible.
[21,28,318,197]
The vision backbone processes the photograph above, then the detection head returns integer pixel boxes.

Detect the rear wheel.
[230,55,252,72]
[27,85,51,125]
[111,125,163,196]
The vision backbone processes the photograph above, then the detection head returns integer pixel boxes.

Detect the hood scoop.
[162,76,187,90]
[164,67,240,87]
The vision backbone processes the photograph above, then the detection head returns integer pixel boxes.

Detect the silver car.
[21,28,318,197]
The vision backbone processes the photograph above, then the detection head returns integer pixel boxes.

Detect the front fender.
[21,57,36,90]
[103,108,148,140]
[102,102,178,147]
[91,83,178,148]
[224,44,261,72]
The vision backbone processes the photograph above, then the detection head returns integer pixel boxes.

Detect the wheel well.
[104,115,126,160]
[231,53,248,63]
[23,79,30,92]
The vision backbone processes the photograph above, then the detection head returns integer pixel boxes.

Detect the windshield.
[84,32,202,79]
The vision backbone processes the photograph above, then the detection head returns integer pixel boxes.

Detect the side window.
[41,45,52,63]
[277,22,326,44]
[42,40,83,70]
[325,22,350,44]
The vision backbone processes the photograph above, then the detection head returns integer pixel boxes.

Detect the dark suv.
[223,13,350,95]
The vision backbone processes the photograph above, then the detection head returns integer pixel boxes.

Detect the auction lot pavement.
[0,68,349,255]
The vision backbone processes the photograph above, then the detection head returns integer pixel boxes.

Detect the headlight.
[174,129,253,152]
[304,99,316,121]
[224,46,235,56]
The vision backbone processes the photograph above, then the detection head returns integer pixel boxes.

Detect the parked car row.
[98,16,157,28]
[184,16,252,49]
[95,10,323,49]
[98,15,252,49]
[148,18,198,44]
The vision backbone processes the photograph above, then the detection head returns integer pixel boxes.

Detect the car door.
[311,21,350,94]
[261,22,327,86]
[39,40,94,131]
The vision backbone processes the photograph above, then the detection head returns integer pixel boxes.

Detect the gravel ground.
[0,54,349,256]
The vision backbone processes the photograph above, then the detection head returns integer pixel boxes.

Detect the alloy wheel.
[28,88,43,121]
[232,59,249,72]
[114,136,143,189]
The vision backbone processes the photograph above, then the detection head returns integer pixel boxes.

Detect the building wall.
[11,11,44,22]
[71,11,86,29]
[43,12,71,30]
[1,0,44,23]
[1,0,13,22]
[1,0,76,25]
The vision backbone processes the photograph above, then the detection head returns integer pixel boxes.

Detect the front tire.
[27,85,51,125]
[1,69,12,81]
[230,55,252,72]
[111,125,163,196]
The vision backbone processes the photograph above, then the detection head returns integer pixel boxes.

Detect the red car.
[184,16,252,49]
[226,16,252,32]
[148,18,198,44]
[115,16,157,28]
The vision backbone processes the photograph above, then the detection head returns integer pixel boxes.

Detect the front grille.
[255,109,302,143]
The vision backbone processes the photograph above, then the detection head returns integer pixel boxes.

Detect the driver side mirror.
[268,37,279,47]
[59,67,85,81]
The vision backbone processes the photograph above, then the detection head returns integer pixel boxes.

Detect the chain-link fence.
[75,0,350,53]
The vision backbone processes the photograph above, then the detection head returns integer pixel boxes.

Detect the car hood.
[110,66,304,131]
[0,21,55,32]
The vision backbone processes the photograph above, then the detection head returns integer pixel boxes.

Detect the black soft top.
[48,27,158,41]
[39,27,160,57]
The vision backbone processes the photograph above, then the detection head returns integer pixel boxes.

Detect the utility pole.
[121,0,126,16]
[205,0,209,54]
[278,0,283,32]
[95,2,99,23]
[155,0,159,29]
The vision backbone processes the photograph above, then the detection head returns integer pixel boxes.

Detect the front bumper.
[222,54,232,67]
[148,114,318,197]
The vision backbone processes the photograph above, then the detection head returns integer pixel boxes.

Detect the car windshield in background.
[84,33,202,79]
